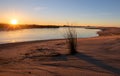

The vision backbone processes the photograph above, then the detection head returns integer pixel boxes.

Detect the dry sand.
[0,27,120,76]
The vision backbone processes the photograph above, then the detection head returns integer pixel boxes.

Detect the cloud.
[34,6,47,11]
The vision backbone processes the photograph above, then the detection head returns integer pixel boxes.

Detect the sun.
[11,19,18,25]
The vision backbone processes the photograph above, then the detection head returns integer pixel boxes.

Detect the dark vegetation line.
[0,23,101,31]
[0,23,60,31]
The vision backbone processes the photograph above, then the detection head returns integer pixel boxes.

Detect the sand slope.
[0,27,120,76]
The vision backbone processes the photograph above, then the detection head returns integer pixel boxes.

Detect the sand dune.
[0,27,120,76]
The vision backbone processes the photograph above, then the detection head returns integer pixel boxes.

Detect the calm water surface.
[0,27,100,44]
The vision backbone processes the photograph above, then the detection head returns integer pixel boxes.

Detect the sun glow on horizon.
[10,19,18,25]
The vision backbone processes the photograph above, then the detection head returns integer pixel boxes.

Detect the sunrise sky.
[0,0,120,26]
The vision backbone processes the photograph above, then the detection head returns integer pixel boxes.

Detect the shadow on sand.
[74,53,120,75]
[42,52,120,75]
[51,55,68,61]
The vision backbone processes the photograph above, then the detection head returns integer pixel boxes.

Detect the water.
[0,27,100,44]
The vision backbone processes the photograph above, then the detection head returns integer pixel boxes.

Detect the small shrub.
[64,27,77,55]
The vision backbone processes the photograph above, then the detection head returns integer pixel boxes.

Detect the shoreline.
[97,27,120,36]
[0,26,100,45]
[0,27,120,76]
[0,26,120,46]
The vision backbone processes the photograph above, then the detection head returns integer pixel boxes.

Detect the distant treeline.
[0,23,60,31]
[21,24,60,28]
[0,23,96,31]
[0,23,8,28]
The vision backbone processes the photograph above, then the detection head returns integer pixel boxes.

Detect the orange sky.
[0,0,120,27]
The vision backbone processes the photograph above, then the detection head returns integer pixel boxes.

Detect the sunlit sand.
[0,27,120,76]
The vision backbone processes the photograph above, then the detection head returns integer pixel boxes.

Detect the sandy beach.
[0,27,120,76]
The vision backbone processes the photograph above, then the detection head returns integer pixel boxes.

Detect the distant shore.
[97,27,120,36]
